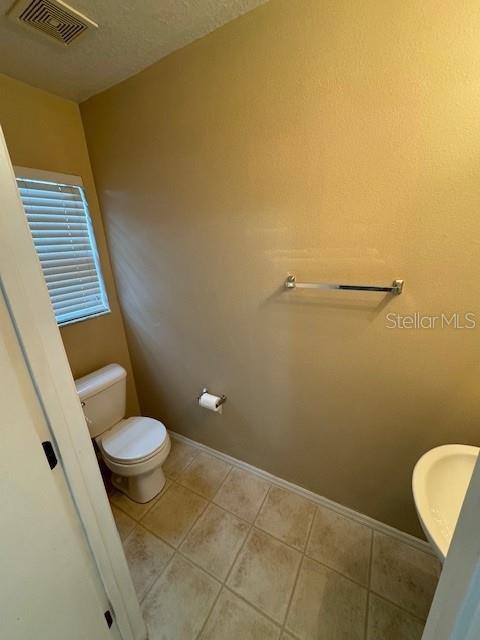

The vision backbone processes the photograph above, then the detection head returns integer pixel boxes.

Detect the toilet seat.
[99,416,168,465]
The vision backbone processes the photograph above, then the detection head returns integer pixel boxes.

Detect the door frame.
[422,454,480,639]
[0,131,146,640]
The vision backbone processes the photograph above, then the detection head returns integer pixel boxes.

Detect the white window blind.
[16,177,110,326]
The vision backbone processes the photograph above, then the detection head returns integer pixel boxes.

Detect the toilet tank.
[75,364,127,439]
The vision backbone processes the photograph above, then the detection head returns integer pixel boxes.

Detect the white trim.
[13,165,84,186]
[169,430,435,557]
[58,307,111,327]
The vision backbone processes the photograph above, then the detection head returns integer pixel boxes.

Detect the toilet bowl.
[75,364,171,503]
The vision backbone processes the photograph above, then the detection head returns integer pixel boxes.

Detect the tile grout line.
[139,485,210,550]
[367,531,431,624]
[122,465,389,591]
[163,445,201,483]
[190,491,255,527]
[252,483,272,526]
[367,589,430,624]
[169,431,435,557]
[176,545,233,586]
[131,483,186,606]
[217,486,283,629]
[225,482,272,582]
[210,463,235,501]
[171,551,222,639]
[167,442,439,612]
[151,459,271,638]
[248,522,374,592]
[162,530,429,634]
[138,545,178,607]
[116,445,323,627]
[278,550,304,636]
[223,584,285,632]
[111,507,136,545]
[213,467,271,520]
[280,504,318,636]
[252,490,320,556]
[169,478,226,503]
[369,591,429,624]
[112,440,434,636]
[363,528,375,640]
[286,522,428,625]
[177,504,254,580]
[121,520,142,546]
[192,544,247,639]
[131,522,285,635]
[138,467,247,637]
[159,440,427,592]
[113,490,179,606]
[121,461,400,575]
[110,477,173,522]
[136,473,256,549]
[193,475,273,639]
[173,455,233,504]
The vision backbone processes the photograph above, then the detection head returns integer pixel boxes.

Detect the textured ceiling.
[0,0,269,102]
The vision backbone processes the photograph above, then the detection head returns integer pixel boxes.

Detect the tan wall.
[81,0,480,535]
[0,73,139,414]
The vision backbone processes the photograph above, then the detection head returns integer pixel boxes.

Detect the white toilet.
[75,363,171,503]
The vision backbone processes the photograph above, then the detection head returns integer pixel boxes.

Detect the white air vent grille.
[8,0,97,46]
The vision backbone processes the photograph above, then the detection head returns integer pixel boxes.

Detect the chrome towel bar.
[285,274,404,295]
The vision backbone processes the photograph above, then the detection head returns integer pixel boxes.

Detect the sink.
[413,444,479,561]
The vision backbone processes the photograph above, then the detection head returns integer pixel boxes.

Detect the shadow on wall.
[80,0,480,537]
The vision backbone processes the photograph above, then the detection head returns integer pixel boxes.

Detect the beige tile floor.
[109,438,440,640]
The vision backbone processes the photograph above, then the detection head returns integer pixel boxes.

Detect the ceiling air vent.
[8,0,97,46]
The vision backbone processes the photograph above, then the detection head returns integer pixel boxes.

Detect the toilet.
[75,363,171,503]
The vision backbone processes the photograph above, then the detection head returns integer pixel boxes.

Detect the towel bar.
[285,274,404,295]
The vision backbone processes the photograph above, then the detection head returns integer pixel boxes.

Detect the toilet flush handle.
[79,400,92,426]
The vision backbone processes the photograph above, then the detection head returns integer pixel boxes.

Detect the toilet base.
[111,465,167,503]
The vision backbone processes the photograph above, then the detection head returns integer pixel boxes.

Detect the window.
[15,168,110,326]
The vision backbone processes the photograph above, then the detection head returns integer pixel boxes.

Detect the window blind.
[16,177,110,326]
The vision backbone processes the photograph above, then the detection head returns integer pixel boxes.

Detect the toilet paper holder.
[197,388,227,408]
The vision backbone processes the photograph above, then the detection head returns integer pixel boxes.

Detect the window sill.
[58,308,111,328]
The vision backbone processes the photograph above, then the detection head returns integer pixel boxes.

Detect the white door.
[0,282,118,639]
[0,127,125,637]
[0,126,144,640]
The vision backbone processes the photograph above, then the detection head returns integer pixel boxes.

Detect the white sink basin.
[413,444,479,561]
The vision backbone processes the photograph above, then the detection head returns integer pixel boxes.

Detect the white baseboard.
[169,430,435,557]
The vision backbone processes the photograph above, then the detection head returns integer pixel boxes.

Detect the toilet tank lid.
[75,364,127,401]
